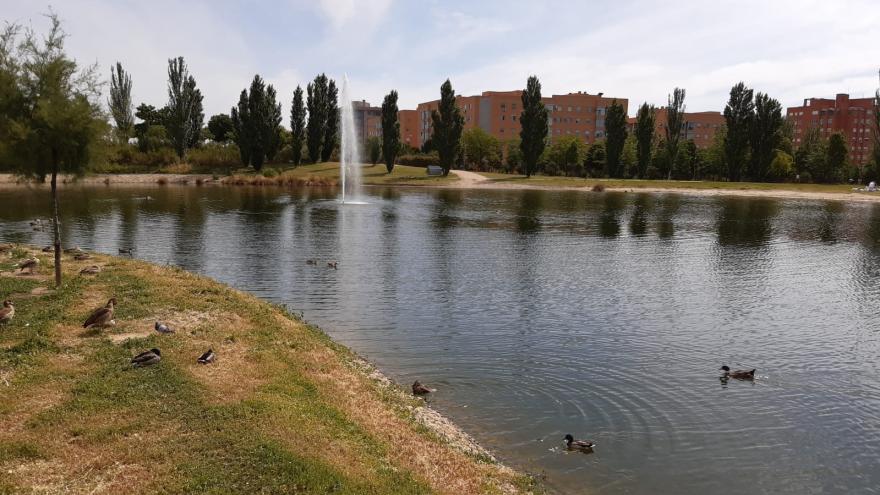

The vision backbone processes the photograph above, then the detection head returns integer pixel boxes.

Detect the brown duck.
[18,258,39,274]
[73,253,91,261]
[83,298,116,329]
[79,265,101,275]
[0,300,14,324]
[720,365,756,380]
[412,380,434,395]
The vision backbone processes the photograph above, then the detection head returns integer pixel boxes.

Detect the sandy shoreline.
[446,170,880,203]
[4,170,880,203]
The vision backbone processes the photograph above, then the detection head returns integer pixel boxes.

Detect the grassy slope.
[0,248,533,495]
[225,163,458,188]
[478,172,863,194]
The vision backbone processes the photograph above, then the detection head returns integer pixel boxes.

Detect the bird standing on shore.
[79,265,101,275]
[42,245,53,253]
[18,258,39,274]
[197,349,215,364]
[563,434,595,451]
[0,300,14,324]
[154,321,174,334]
[73,253,91,261]
[83,298,116,329]
[412,380,434,395]
[131,348,161,367]
[720,365,756,380]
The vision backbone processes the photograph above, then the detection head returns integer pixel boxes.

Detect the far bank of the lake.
[2,162,879,202]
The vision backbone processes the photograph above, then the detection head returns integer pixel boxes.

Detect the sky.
[3,0,879,119]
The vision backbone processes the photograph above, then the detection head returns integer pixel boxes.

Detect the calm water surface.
[3,184,880,494]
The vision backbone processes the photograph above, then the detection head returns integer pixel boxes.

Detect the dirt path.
[450,170,880,203]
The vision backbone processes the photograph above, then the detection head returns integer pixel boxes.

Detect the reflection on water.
[3,185,880,494]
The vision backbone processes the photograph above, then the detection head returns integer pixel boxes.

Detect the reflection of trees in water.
[628,193,652,237]
[432,189,464,229]
[716,197,779,246]
[655,194,680,239]
[598,193,625,238]
[516,190,543,233]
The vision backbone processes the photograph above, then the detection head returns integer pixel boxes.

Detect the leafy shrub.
[397,152,439,167]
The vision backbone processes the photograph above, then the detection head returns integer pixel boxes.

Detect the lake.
[2,184,880,494]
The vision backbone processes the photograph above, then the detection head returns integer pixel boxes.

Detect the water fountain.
[339,75,363,204]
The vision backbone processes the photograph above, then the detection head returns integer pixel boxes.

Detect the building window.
[512,115,517,121]
[501,115,505,121]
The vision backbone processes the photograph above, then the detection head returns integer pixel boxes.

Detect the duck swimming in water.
[563,434,595,451]
[412,380,434,395]
[720,365,756,380]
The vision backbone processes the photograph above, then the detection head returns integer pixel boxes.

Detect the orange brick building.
[412,90,627,149]
[627,109,724,149]
[786,93,877,165]
[398,110,419,149]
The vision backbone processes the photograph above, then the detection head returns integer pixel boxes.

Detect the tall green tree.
[207,113,233,142]
[230,75,276,171]
[664,87,686,179]
[604,99,628,178]
[461,127,501,171]
[290,85,306,165]
[108,62,133,143]
[431,79,464,176]
[723,82,754,181]
[306,74,328,163]
[0,14,106,287]
[133,103,169,152]
[634,102,655,178]
[231,90,251,166]
[519,75,548,178]
[165,56,202,159]
[264,84,282,161]
[321,79,338,162]
[821,132,847,183]
[381,90,400,173]
[749,92,783,181]
[366,136,381,165]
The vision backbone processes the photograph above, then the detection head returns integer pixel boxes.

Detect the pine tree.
[431,79,464,176]
[604,100,628,178]
[635,103,655,178]
[519,75,548,178]
[664,87,686,179]
[381,90,400,173]
[290,85,306,166]
[306,74,328,163]
[322,79,338,162]
[108,62,133,143]
[723,82,755,181]
[1,14,106,287]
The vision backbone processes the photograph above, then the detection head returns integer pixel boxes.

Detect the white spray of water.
[339,75,362,203]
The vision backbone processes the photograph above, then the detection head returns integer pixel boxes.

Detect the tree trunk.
[50,167,62,288]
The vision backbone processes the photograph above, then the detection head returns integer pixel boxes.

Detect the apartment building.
[627,109,724,149]
[351,100,382,145]
[398,109,419,149]
[411,90,627,149]
[786,93,878,165]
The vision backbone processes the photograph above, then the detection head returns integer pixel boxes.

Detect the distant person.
[869,181,877,192]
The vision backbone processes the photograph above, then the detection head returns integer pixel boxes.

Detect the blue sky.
[3,0,879,119]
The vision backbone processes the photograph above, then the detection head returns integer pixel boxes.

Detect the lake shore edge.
[0,246,539,494]
[3,168,877,203]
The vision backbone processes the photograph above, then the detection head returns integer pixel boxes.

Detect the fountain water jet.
[339,75,364,204]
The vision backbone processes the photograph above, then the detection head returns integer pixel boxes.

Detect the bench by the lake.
[426,166,443,176]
